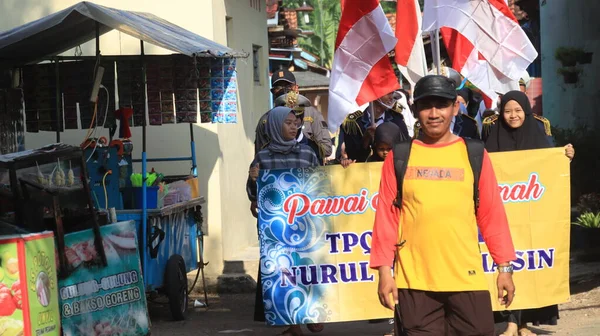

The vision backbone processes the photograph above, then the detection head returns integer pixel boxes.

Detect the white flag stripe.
[423,0,538,80]
[461,48,519,100]
[396,0,427,87]
[328,5,397,132]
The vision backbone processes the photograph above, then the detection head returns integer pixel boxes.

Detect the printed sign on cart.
[58,221,150,336]
[257,148,570,325]
[0,232,60,336]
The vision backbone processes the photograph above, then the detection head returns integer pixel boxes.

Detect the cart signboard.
[58,221,150,336]
[0,231,60,336]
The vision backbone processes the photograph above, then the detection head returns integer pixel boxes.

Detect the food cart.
[0,1,248,323]
[0,144,106,336]
[0,143,108,276]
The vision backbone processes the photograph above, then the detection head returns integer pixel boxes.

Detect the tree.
[284,0,341,68]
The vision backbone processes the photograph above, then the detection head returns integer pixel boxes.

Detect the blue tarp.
[0,1,247,68]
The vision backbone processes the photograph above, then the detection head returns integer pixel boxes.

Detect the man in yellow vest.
[370,75,517,335]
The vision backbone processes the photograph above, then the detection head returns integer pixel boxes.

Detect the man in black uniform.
[455,88,480,139]
[337,92,410,163]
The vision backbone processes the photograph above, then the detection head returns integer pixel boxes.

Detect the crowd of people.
[245,69,575,336]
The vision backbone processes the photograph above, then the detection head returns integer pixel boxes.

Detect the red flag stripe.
[395,0,419,66]
[489,0,519,23]
[482,94,493,109]
[335,0,380,49]
[356,57,400,106]
[440,27,472,71]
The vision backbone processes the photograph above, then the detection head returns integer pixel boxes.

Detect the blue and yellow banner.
[257,147,570,325]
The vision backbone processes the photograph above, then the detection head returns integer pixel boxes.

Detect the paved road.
[150,259,600,336]
[148,291,600,336]
[149,293,394,336]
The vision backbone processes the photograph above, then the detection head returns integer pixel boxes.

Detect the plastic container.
[133,186,159,209]
[162,190,181,207]
[167,180,192,202]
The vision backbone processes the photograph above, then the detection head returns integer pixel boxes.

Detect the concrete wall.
[540,0,600,129]
[219,0,269,262]
[0,0,270,278]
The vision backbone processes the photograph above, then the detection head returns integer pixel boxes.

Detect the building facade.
[540,0,600,129]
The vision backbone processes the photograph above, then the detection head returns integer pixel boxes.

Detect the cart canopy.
[0,1,248,69]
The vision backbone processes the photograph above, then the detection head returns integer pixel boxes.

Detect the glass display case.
[0,143,107,277]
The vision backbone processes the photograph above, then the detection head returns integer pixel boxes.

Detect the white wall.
[0,0,270,278]
[540,0,600,129]
[219,0,270,261]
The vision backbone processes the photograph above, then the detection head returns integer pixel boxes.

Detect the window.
[252,45,262,85]
[226,17,233,47]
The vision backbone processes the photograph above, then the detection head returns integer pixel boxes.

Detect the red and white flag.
[440,27,519,107]
[328,0,399,132]
[423,0,538,81]
[395,0,427,87]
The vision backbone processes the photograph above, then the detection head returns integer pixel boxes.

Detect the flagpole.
[369,102,375,125]
[429,31,436,74]
[434,29,441,75]
[420,34,428,76]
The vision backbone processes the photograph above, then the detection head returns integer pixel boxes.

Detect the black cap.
[457,87,472,104]
[413,75,457,102]
[271,69,296,86]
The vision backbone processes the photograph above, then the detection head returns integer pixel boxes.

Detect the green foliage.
[572,212,600,229]
[380,2,396,13]
[556,67,581,75]
[554,47,585,66]
[552,125,600,202]
[284,0,342,68]
[381,0,424,12]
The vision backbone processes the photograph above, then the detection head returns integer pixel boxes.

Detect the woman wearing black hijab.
[485,91,559,152]
[485,91,574,336]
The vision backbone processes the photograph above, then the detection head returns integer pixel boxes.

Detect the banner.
[0,232,60,336]
[257,147,570,325]
[58,221,150,336]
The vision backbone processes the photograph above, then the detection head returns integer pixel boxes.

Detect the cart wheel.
[166,254,188,320]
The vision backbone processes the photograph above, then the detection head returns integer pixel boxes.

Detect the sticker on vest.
[405,167,465,181]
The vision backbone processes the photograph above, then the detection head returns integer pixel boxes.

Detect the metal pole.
[96,21,100,58]
[189,122,197,178]
[434,29,441,75]
[140,40,148,276]
[420,35,429,76]
[268,67,273,109]
[54,58,60,142]
[191,56,199,178]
